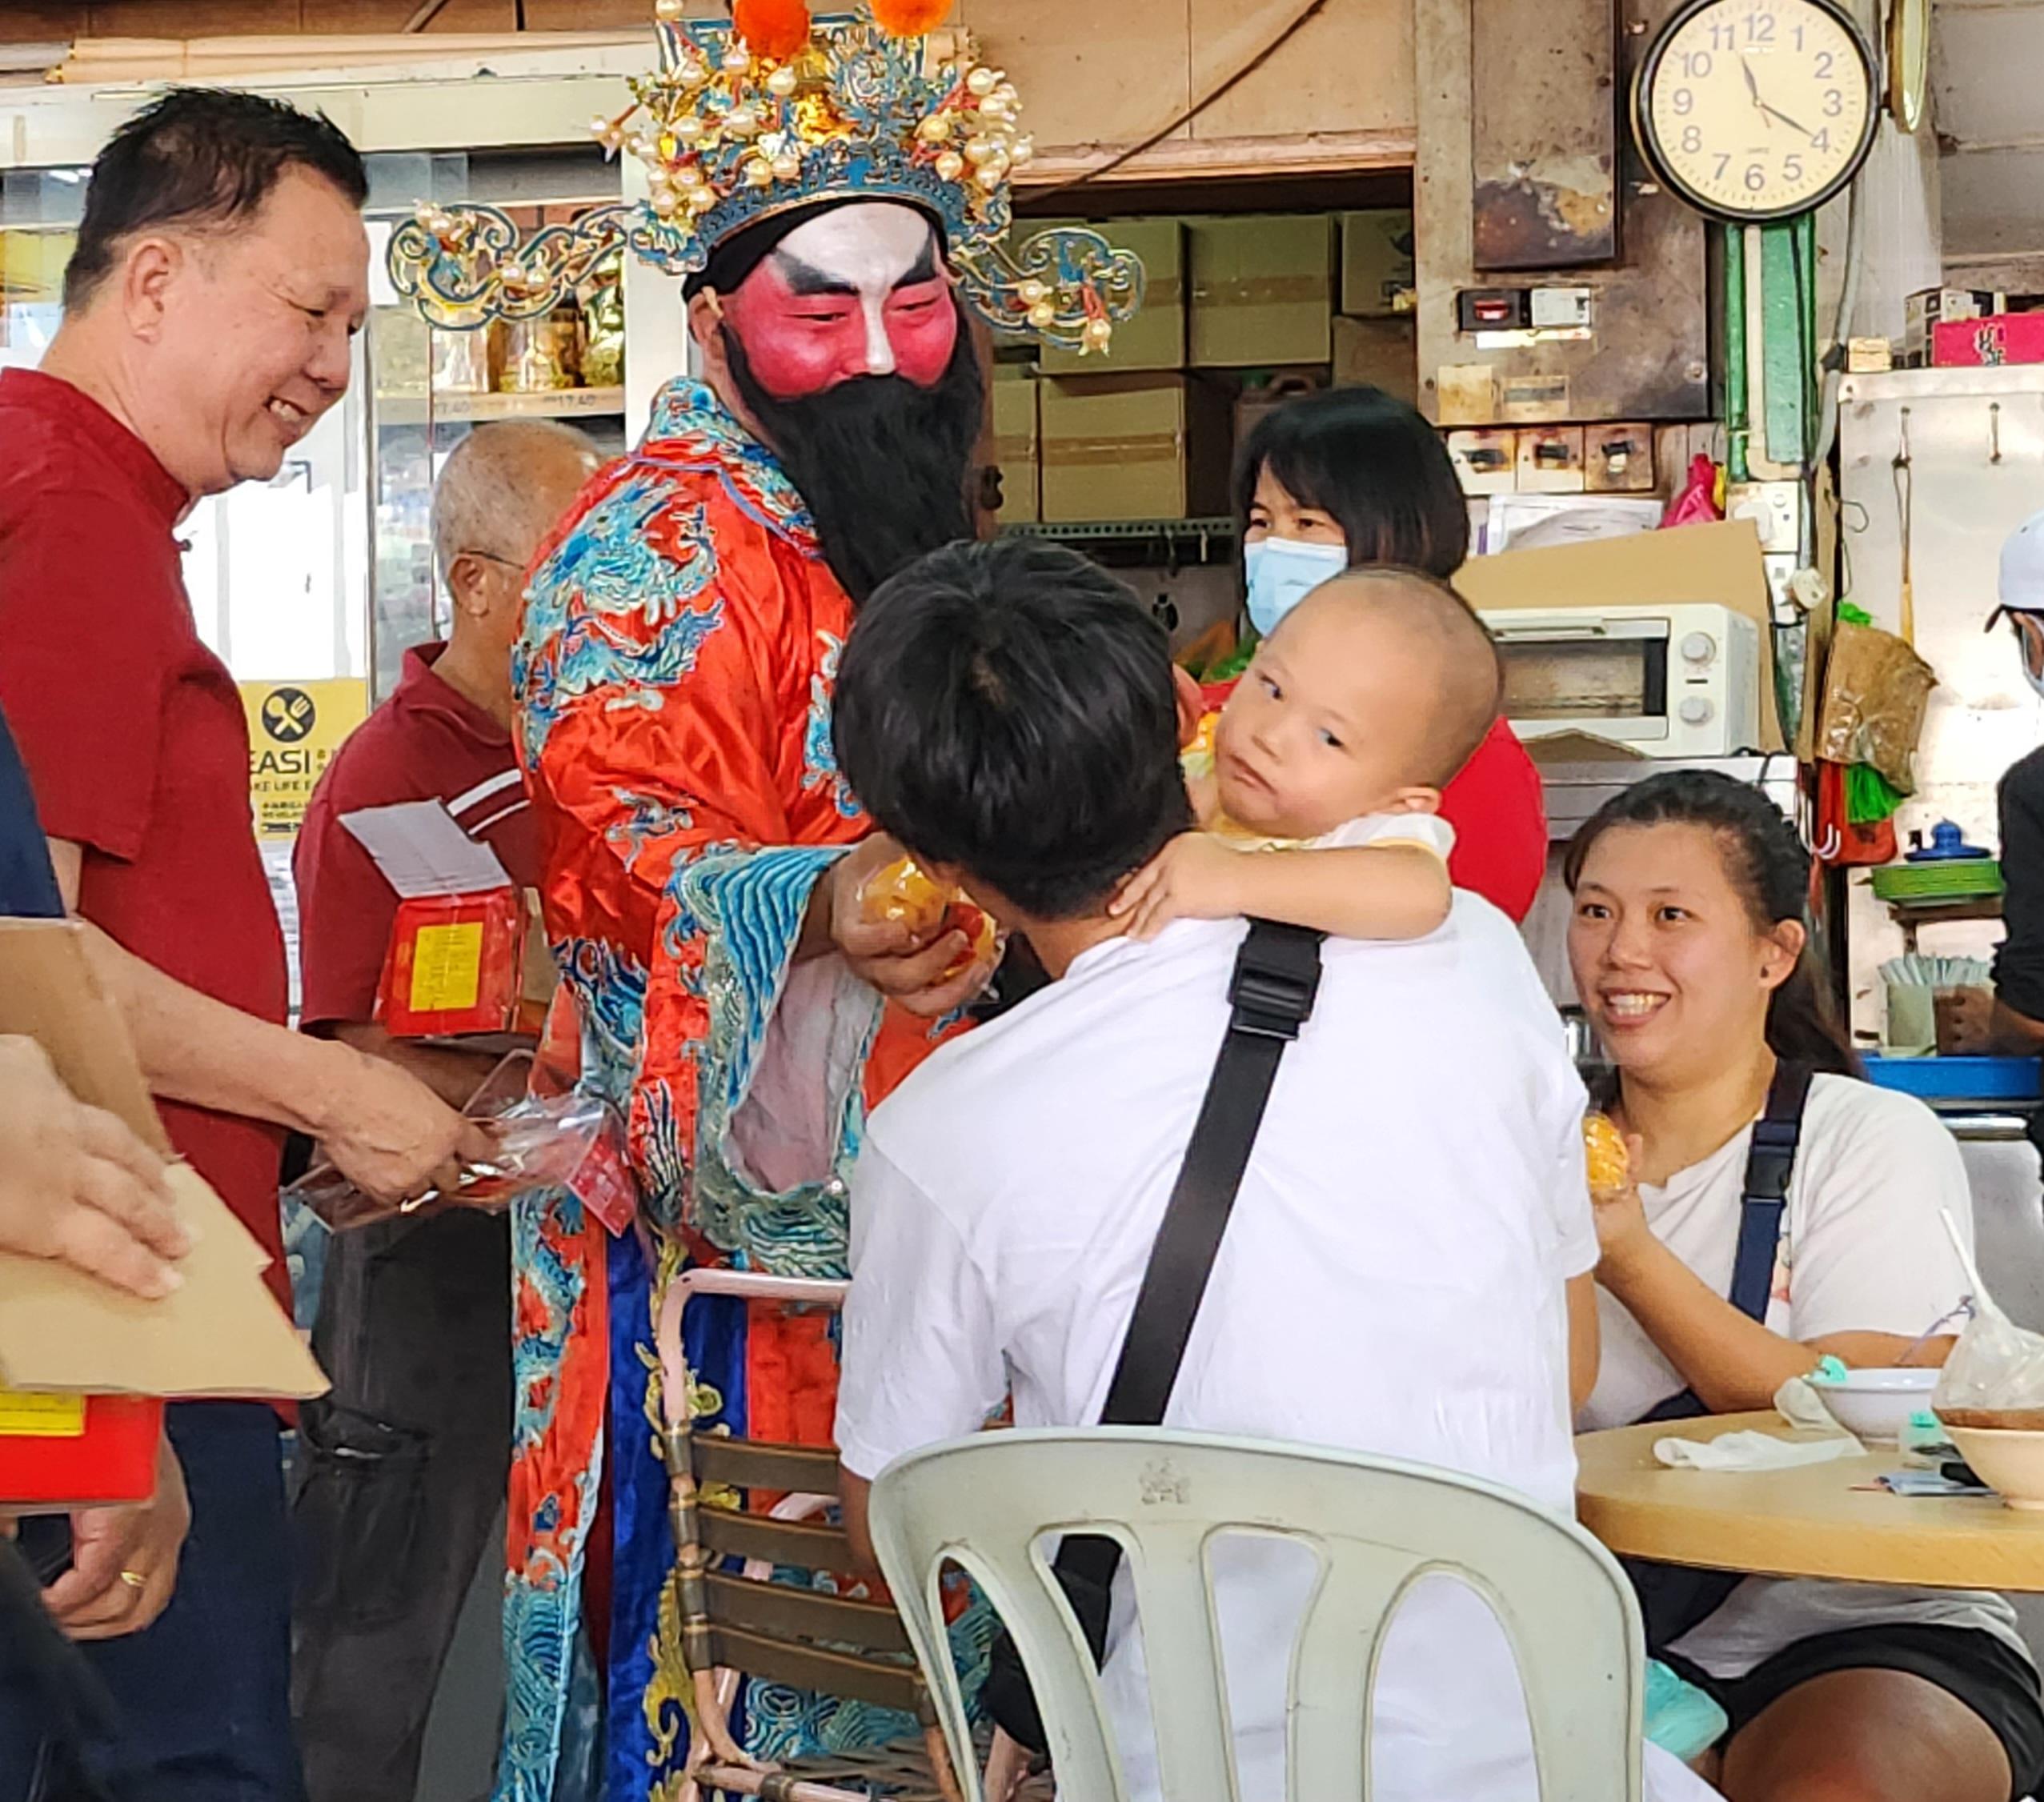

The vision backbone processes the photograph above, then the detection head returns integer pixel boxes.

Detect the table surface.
[1576,1412,2044,1592]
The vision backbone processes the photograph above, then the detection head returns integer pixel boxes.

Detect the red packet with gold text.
[0,1392,161,1508]
[376,887,522,1038]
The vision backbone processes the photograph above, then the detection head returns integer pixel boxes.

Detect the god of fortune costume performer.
[387,6,1140,1796]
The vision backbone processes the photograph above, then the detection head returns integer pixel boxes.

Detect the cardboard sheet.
[0,919,327,1400]
[1457,517,1785,755]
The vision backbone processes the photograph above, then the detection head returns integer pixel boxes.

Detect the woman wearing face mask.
[1568,769,2043,1802]
[1216,385,1546,921]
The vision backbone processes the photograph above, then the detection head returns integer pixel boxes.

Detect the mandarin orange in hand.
[860,855,951,934]
[860,855,997,977]
[1583,1112,1630,1200]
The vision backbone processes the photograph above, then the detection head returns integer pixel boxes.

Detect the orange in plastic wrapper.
[860,855,997,975]
[1584,1112,1630,1200]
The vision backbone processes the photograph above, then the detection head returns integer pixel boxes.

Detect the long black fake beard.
[723,309,984,607]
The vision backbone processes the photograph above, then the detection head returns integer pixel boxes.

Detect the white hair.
[432,418,599,590]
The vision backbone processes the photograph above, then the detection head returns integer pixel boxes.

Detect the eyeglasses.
[461,550,527,573]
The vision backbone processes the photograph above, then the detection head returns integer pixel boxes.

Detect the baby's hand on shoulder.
[1108,833,1244,942]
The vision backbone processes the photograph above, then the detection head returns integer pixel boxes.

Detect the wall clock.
[1637,0,1881,221]
[1887,0,1930,133]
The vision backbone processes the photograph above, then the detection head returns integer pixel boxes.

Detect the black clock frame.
[1633,0,1882,224]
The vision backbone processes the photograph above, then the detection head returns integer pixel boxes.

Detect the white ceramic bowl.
[1812,1367,1939,1441]
[1946,1426,2044,1510]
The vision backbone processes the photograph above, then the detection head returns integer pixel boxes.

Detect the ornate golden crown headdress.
[387,2,1144,353]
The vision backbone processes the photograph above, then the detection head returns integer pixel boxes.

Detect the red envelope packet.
[0,1392,162,1508]
[377,887,523,1038]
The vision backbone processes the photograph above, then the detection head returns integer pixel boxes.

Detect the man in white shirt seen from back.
[828,537,1717,1802]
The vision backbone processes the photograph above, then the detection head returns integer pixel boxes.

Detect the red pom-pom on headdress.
[732,0,811,59]
[870,0,952,36]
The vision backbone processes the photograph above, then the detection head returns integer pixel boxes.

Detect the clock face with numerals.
[1637,0,1878,221]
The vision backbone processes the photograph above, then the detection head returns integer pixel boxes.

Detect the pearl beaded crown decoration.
[386,2,1144,354]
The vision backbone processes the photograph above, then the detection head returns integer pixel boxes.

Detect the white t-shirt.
[838,903,1714,1802]
[1578,1072,2026,1676]
[1210,807,1458,859]
[1314,810,1457,857]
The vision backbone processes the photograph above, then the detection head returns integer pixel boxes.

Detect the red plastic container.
[0,1392,162,1508]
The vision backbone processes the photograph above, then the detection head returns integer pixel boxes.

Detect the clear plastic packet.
[287,1053,631,1235]
[1582,1112,1629,1202]
[858,854,998,973]
[1932,1304,2044,1431]
[1932,1212,2044,1429]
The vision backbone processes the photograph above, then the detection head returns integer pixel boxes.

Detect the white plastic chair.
[868,1427,1648,1802]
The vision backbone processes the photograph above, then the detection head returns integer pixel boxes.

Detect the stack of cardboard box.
[992,209,1417,528]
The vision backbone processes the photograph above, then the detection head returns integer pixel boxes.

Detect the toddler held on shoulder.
[1112,567,1505,947]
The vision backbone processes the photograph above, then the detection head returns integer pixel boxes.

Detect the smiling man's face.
[146,166,370,496]
[718,202,958,400]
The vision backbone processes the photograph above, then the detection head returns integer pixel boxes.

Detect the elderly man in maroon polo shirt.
[0,89,485,1800]
[289,417,597,1802]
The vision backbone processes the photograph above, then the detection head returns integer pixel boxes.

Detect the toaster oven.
[1475,602,1762,758]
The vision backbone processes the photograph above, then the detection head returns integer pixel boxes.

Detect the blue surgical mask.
[1244,536,1349,638]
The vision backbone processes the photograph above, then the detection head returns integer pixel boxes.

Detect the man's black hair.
[835,538,1192,921]
[683,194,946,300]
[64,88,368,311]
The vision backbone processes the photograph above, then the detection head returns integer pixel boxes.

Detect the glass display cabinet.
[2,146,645,707]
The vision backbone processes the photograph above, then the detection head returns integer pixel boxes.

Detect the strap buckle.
[1228,919,1325,1041]
[1745,1116,1800,1201]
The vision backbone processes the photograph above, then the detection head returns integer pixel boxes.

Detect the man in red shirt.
[0,89,483,1800]
[289,418,597,1802]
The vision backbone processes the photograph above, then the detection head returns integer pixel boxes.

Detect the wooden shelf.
[374,386,627,427]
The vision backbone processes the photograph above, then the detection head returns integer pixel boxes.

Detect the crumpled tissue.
[1653,1372,1864,1471]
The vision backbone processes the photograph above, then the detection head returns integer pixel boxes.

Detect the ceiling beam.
[1944,250,2044,294]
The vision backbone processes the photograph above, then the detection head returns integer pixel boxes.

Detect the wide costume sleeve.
[515,459,882,1272]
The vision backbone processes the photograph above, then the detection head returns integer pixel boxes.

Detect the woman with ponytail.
[1567,768,2043,1802]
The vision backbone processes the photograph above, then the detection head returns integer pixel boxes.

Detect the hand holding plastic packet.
[859,854,999,975]
[287,1053,633,1235]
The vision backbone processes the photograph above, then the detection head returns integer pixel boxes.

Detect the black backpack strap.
[1622,1061,1815,1648]
[1633,1060,1812,1420]
[1725,1060,1811,1322]
[1097,919,1323,1425]
[1057,919,1324,1594]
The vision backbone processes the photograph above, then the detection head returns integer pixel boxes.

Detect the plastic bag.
[287,1074,631,1235]
[1933,1223,2044,1429]
[1934,1306,2044,1431]
[1660,455,1723,529]
[859,854,998,972]
[1814,620,1936,796]
[1582,1113,1629,1200]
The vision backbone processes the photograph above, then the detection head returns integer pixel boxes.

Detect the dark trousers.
[291,1207,511,1802]
[0,1400,303,1802]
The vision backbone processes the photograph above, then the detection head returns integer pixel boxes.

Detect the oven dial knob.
[1681,631,1717,665]
[1679,696,1715,727]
